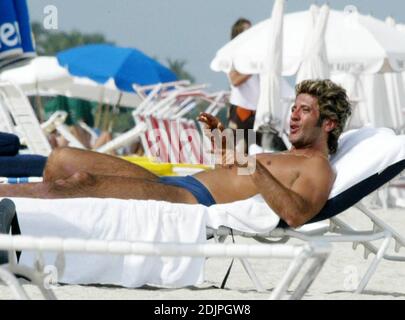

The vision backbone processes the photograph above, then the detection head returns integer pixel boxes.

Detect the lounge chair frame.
[0,235,330,300]
[208,201,405,294]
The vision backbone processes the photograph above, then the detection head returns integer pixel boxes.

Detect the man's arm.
[250,157,334,228]
[229,70,251,87]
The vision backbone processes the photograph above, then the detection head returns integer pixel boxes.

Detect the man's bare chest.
[256,153,307,188]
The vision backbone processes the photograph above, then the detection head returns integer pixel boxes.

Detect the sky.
[27,0,405,91]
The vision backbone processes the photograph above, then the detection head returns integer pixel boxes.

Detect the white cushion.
[248,127,405,199]
[330,126,405,198]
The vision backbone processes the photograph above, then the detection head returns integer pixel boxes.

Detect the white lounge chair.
[0,197,330,300]
[0,81,146,155]
[209,126,405,294]
[0,81,53,156]
[1,126,403,299]
[133,89,228,165]
[0,80,223,157]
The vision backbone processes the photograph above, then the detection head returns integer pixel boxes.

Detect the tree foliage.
[166,58,195,83]
[31,21,196,83]
[31,21,114,56]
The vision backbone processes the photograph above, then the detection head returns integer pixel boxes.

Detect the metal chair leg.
[356,234,392,293]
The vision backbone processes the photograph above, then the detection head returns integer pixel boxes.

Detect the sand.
[1,200,405,300]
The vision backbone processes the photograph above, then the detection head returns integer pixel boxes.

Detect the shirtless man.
[0,79,351,228]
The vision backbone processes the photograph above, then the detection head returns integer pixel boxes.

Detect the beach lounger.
[135,115,212,165]
[0,81,54,156]
[91,81,199,154]
[0,197,330,300]
[0,80,144,155]
[2,78,229,161]
[0,81,217,179]
[0,80,224,157]
[133,89,227,165]
[2,127,402,299]
[209,126,405,294]
[0,80,169,155]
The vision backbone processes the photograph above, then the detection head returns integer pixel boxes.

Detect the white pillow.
[330,126,405,198]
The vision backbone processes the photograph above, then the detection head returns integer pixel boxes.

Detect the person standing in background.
[227,18,261,153]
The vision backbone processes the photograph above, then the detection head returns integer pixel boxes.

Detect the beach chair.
[0,81,96,152]
[94,81,226,159]
[2,127,404,299]
[0,80,141,154]
[0,81,53,156]
[48,80,216,155]
[133,89,228,166]
[209,126,405,294]
[0,81,217,179]
[0,197,331,300]
[0,80,149,157]
[134,114,211,165]
[0,236,330,300]
[92,81,196,154]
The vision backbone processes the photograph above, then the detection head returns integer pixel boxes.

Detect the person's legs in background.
[228,104,260,154]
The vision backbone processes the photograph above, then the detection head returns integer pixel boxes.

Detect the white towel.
[12,197,207,288]
[207,194,280,233]
[10,194,280,288]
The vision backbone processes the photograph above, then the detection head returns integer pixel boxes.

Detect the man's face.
[288,93,323,148]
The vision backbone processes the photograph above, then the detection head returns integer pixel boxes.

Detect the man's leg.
[0,172,198,204]
[43,147,158,182]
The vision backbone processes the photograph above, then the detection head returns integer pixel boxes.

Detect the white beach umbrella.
[385,17,405,132]
[386,17,405,88]
[392,19,405,82]
[301,12,405,132]
[361,74,393,128]
[296,4,330,82]
[331,70,404,131]
[383,72,405,132]
[254,0,284,132]
[211,7,405,76]
[60,77,142,108]
[0,56,73,94]
[0,56,142,108]
[386,16,405,34]
[330,71,369,129]
[384,17,405,132]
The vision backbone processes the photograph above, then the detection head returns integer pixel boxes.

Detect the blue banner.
[0,0,23,59]
[13,0,35,56]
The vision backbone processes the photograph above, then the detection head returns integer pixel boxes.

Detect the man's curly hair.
[295,79,352,154]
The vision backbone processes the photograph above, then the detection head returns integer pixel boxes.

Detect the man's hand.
[197,112,225,131]
[197,111,226,154]
[198,112,235,168]
[197,112,253,170]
